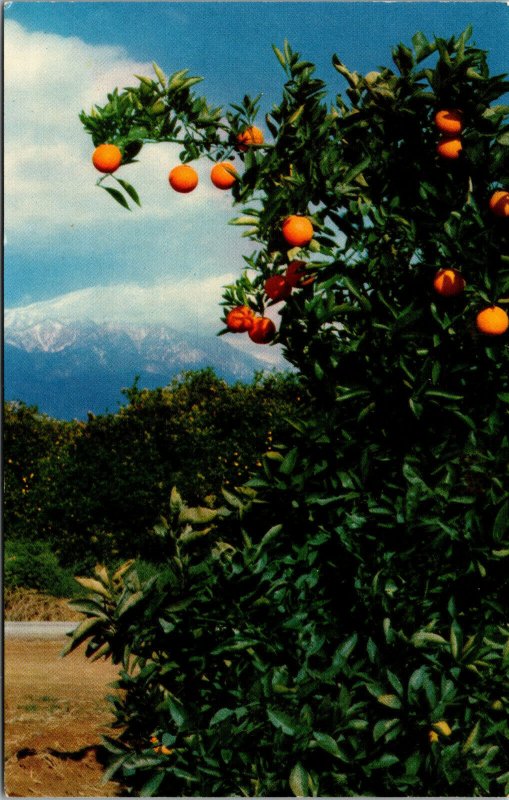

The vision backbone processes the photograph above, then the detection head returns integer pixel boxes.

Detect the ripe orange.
[226,305,255,332]
[489,190,509,218]
[92,143,122,173]
[169,164,198,193]
[248,316,276,344]
[476,305,509,336]
[264,275,292,301]
[436,137,463,160]
[237,126,264,151]
[210,162,238,190]
[285,260,315,288]
[436,137,462,160]
[433,268,466,297]
[282,216,314,248]
[434,109,463,135]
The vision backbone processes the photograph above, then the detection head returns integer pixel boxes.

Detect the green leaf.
[272,45,287,70]
[367,753,399,770]
[152,61,167,87]
[140,772,165,797]
[288,105,305,125]
[114,178,141,207]
[373,718,400,742]
[313,731,347,760]
[99,185,131,210]
[210,707,235,726]
[493,500,509,542]
[60,616,103,657]
[74,576,111,599]
[117,590,144,617]
[229,215,260,226]
[411,631,447,647]
[166,695,186,728]
[289,763,310,797]
[179,506,218,524]
[279,447,298,475]
[66,599,108,619]
[377,693,402,710]
[267,708,298,736]
[497,131,509,146]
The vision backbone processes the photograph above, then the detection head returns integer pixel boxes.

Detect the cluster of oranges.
[433,109,509,336]
[226,260,315,343]
[435,108,464,160]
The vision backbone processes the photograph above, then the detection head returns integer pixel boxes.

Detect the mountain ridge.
[4,312,286,420]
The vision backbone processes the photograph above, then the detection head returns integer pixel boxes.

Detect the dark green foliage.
[4,540,78,597]
[3,370,301,570]
[66,30,509,796]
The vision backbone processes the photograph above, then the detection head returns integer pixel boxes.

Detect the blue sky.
[4,2,509,355]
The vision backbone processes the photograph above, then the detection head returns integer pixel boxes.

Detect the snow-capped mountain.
[4,310,285,420]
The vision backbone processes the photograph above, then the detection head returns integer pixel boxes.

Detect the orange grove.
[92,143,122,173]
[476,305,509,336]
[169,164,199,193]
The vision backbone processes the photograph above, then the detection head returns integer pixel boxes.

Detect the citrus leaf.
[114,178,141,207]
[267,708,298,736]
[377,693,402,710]
[99,184,131,210]
[74,576,112,599]
[289,763,310,797]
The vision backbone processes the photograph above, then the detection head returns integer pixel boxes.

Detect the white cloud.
[5,273,235,331]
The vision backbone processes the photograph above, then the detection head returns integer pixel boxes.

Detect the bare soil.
[4,639,124,797]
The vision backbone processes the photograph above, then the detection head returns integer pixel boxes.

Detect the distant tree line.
[4,368,303,574]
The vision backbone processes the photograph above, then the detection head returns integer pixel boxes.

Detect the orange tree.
[68,30,509,795]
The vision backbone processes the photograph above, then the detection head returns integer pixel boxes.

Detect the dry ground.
[4,638,124,797]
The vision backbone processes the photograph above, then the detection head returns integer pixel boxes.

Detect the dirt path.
[4,638,124,797]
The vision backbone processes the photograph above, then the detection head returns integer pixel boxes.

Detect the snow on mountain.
[4,306,288,419]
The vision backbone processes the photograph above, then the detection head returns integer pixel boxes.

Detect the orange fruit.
[237,126,264,151]
[211,162,238,190]
[282,216,314,248]
[436,137,462,160]
[92,143,122,173]
[169,164,198,193]
[264,275,292,301]
[434,109,463,135]
[433,268,466,297]
[150,736,158,744]
[476,305,509,336]
[285,260,315,288]
[248,317,276,344]
[226,305,255,333]
[160,746,174,755]
[428,730,439,743]
[489,190,509,218]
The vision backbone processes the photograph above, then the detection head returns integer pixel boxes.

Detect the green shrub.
[4,540,78,597]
